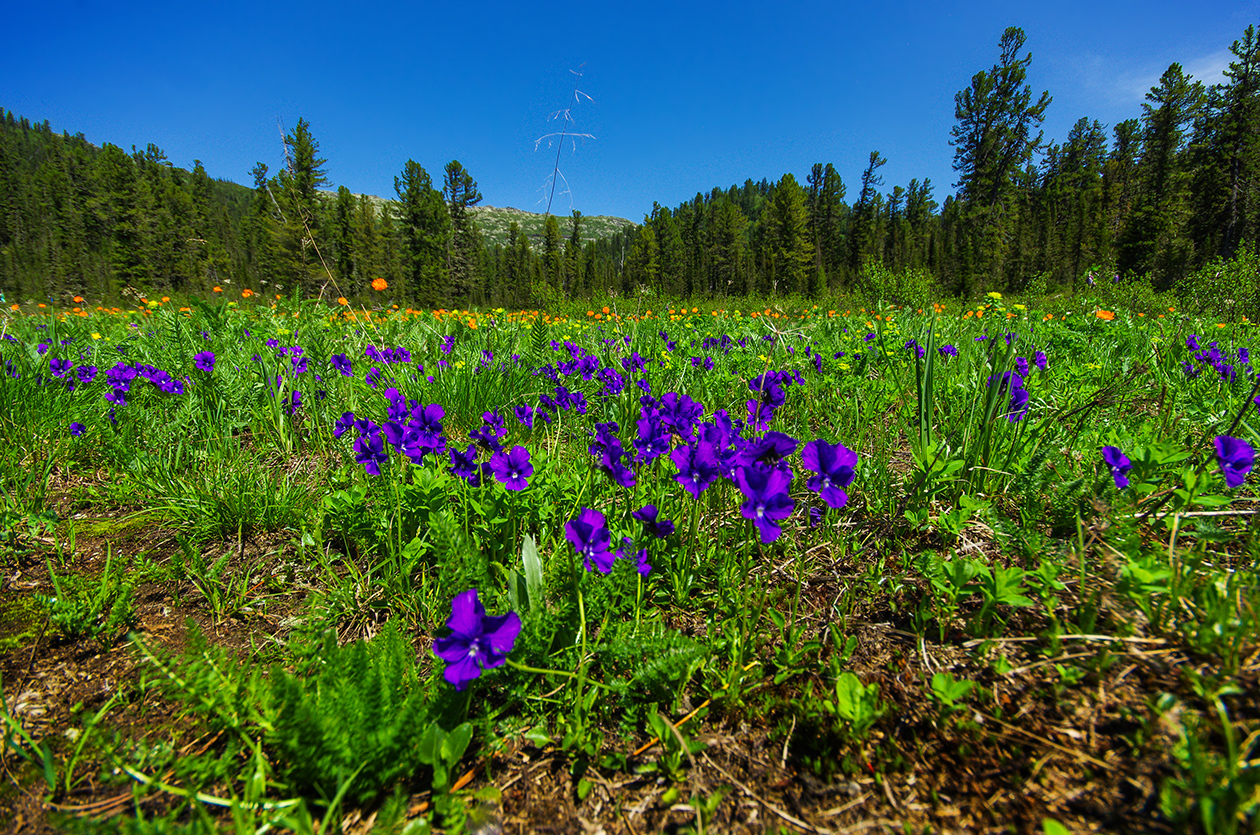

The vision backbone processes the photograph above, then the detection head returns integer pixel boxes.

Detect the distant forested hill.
[3,21,1259,308]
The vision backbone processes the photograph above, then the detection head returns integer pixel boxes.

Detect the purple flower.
[353,428,389,476]
[565,507,615,574]
[69,422,86,437]
[50,357,73,378]
[1214,435,1255,489]
[613,536,652,576]
[938,344,958,359]
[194,351,215,372]
[432,589,521,691]
[76,365,97,384]
[489,445,532,490]
[333,411,357,439]
[448,444,482,487]
[513,404,534,428]
[1006,385,1030,422]
[671,441,721,499]
[735,465,795,544]
[801,439,858,509]
[330,353,353,376]
[736,431,798,470]
[1101,446,1132,490]
[1034,351,1048,372]
[631,505,675,539]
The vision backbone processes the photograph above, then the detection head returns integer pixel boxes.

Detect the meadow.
[0,284,1257,834]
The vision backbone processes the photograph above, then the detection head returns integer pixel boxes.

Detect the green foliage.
[1179,247,1260,319]
[822,671,885,738]
[602,621,708,704]
[266,620,436,807]
[41,552,135,647]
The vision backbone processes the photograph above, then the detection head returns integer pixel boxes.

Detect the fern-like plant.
[266,620,434,807]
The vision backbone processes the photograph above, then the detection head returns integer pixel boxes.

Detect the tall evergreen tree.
[442,160,484,304]
[274,117,330,296]
[950,26,1052,290]
[394,159,449,306]
[1118,63,1204,285]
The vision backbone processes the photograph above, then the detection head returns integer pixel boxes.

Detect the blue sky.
[3,1,1256,222]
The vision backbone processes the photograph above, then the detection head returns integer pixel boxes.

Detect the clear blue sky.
[3,1,1256,222]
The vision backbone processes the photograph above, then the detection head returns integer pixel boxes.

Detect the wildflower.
[193,351,215,372]
[737,431,799,470]
[1006,384,1030,422]
[489,445,533,490]
[671,441,721,499]
[938,344,958,358]
[50,357,73,378]
[1101,446,1132,490]
[76,365,97,384]
[1095,309,1115,321]
[801,439,858,509]
[69,422,86,437]
[1214,436,1255,489]
[333,411,357,439]
[330,353,353,376]
[432,589,521,691]
[371,278,388,291]
[448,444,482,487]
[565,508,615,574]
[353,428,389,475]
[735,465,795,544]
[1034,350,1047,372]
[632,504,675,539]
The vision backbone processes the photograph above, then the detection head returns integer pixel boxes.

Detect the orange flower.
[337,297,349,306]
[73,296,84,303]
[1095,309,1115,321]
[242,289,254,298]
[372,277,388,292]
[602,306,610,315]
[9,303,18,311]
[691,307,698,314]
[161,296,170,303]
[212,286,222,293]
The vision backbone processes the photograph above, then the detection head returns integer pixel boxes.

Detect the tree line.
[1,22,1257,306]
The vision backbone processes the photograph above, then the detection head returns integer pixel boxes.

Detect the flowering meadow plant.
[5,294,1260,831]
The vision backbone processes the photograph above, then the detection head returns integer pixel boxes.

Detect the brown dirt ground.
[2,506,1255,834]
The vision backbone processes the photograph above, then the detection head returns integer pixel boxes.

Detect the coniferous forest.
[2,23,1259,308]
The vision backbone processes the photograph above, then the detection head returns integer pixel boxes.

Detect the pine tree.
[1118,63,1204,286]
[763,173,816,296]
[850,151,887,275]
[950,26,1052,290]
[394,159,449,307]
[275,117,330,296]
[442,160,484,304]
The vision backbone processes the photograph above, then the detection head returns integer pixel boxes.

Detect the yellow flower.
[91,332,102,340]
[1013,304,1026,311]
[987,291,1003,300]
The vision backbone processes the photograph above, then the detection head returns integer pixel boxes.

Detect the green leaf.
[521,533,543,611]
[417,722,444,767]
[441,722,474,771]
[1042,820,1071,835]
